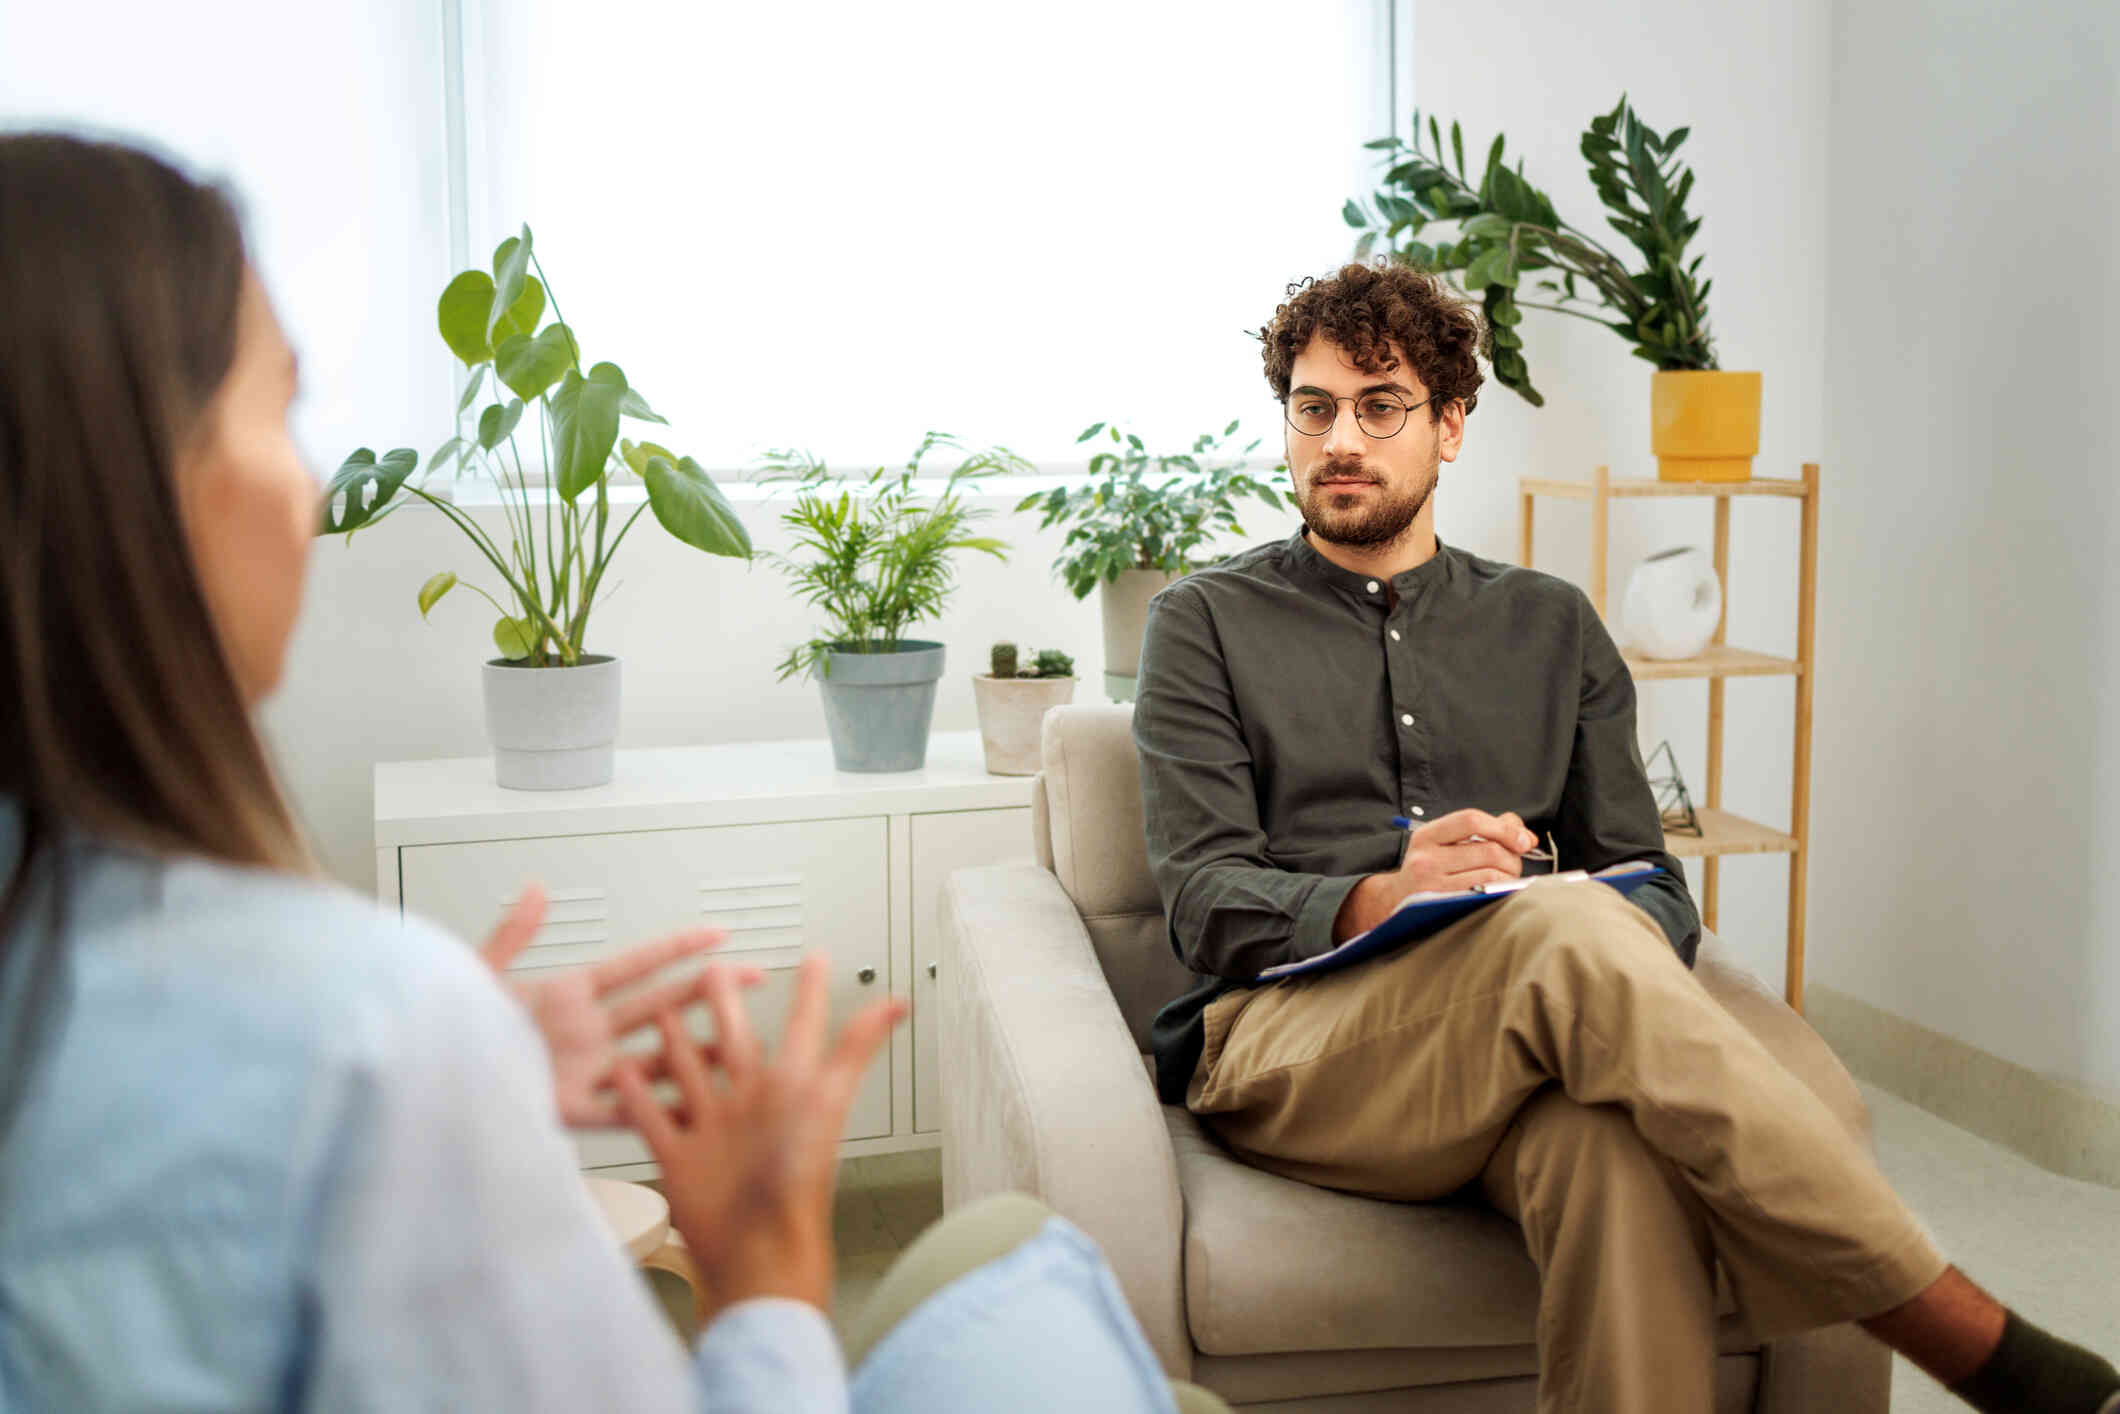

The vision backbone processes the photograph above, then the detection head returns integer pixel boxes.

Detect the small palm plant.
[758,432,1025,680]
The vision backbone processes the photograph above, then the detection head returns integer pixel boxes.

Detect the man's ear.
[1437,400,1467,464]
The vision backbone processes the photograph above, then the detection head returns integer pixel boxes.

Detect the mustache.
[1312,461,1375,483]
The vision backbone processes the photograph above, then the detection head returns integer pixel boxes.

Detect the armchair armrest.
[939,860,1190,1378]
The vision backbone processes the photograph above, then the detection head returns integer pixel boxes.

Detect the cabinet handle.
[857,967,877,985]
[927,962,938,979]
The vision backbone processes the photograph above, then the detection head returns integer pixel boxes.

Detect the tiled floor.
[826,1088,2120,1412]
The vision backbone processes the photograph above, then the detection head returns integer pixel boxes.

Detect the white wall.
[1407,0,1835,991]
[1814,0,2120,1100]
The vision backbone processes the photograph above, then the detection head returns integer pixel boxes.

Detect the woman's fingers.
[655,1009,717,1116]
[698,965,761,1083]
[607,965,763,1038]
[588,926,729,997]
[611,1057,680,1154]
[821,997,908,1108]
[478,882,548,973]
[779,955,832,1071]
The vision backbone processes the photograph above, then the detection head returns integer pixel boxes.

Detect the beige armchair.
[939,703,1892,1413]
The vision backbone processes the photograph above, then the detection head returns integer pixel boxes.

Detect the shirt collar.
[1283,523,1458,605]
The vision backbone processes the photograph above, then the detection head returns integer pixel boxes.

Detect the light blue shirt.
[0,812,1178,1413]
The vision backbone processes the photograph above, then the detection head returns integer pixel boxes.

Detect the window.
[459,0,1407,479]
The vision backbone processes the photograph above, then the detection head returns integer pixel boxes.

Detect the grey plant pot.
[817,640,946,773]
[971,673,1077,775]
[482,653,621,791]
[1100,567,1188,678]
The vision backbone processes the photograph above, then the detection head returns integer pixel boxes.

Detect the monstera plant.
[318,225,753,789]
[319,224,751,666]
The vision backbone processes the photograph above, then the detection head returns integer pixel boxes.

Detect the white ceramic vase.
[482,654,622,790]
[971,674,1077,775]
[1620,547,1723,661]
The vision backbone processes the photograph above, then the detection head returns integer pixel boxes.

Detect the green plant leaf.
[428,435,466,472]
[490,275,545,348]
[620,437,678,479]
[487,226,533,347]
[1341,198,1366,228]
[417,571,457,619]
[550,362,625,500]
[456,364,488,414]
[643,454,751,557]
[319,447,419,534]
[493,615,536,660]
[438,271,497,366]
[1361,137,1400,150]
[1451,120,1466,176]
[494,323,578,401]
[1461,212,1514,240]
[476,399,524,451]
[617,385,666,424]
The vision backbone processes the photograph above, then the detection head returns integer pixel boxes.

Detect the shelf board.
[1623,644,1801,681]
[1662,807,1798,859]
[1522,476,1810,500]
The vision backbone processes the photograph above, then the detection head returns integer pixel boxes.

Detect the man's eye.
[1298,402,1327,416]
[1365,400,1399,415]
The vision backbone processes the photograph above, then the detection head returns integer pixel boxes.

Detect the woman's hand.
[479,883,762,1127]
[613,954,907,1323]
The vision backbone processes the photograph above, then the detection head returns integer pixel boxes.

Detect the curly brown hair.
[1256,260,1487,420]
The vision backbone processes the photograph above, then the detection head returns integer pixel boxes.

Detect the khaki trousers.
[1186,880,1948,1414]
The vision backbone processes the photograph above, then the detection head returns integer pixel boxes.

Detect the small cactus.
[990,641,1018,678]
[1032,649,1075,679]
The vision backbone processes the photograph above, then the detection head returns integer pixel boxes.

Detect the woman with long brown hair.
[0,133,1216,1412]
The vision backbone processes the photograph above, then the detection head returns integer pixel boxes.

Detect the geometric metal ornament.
[1644,739,1702,836]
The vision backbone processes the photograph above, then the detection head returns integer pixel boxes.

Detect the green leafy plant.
[1015,421,1294,600]
[318,225,752,665]
[1341,96,1718,407]
[759,433,1024,681]
[985,643,1074,679]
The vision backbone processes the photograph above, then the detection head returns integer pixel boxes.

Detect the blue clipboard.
[1255,861,1666,984]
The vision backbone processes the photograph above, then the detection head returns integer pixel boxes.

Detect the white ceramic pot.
[971,674,1077,775]
[482,654,622,790]
[1620,547,1723,661]
[1099,567,1187,679]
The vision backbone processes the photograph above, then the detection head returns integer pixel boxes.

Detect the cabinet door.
[401,817,892,1166]
[909,807,1035,1133]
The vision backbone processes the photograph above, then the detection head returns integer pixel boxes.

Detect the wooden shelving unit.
[1519,463,1819,1012]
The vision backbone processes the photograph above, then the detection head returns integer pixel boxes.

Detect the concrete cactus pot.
[971,674,1077,775]
[816,640,946,773]
[482,653,621,790]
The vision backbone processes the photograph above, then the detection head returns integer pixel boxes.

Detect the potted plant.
[319,225,752,789]
[1015,421,1293,696]
[760,433,1023,773]
[972,644,1077,776]
[1342,97,1760,482]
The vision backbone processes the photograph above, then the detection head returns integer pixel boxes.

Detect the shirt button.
[1410,805,1426,817]
[1389,628,1401,641]
[1400,713,1415,727]
[1366,579,1380,593]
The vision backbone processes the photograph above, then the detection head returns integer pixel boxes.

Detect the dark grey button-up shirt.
[1136,525,1700,1103]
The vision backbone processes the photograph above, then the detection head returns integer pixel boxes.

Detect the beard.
[1297,454,1439,550]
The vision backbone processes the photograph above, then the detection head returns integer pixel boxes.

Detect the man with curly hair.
[1130,259,2120,1413]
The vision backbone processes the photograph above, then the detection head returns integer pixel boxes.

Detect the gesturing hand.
[613,954,907,1323]
[479,883,762,1127]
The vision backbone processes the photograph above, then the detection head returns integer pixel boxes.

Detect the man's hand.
[479,883,763,1127]
[1334,808,1541,942]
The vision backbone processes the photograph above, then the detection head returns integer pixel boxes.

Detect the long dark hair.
[0,134,313,1130]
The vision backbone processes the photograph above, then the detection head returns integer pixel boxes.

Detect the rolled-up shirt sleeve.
[1133,587,1365,980]
[1556,588,1703,966]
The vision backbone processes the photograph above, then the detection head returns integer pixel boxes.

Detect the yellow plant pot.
[1650,370,1762,482]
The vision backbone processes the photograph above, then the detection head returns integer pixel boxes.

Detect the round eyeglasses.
[1284,390,1439,439]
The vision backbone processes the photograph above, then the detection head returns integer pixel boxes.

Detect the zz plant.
[1016,421,1293,600]
[758,433,1024,681]
[1341,96,1719,407]
[318,225,751,665]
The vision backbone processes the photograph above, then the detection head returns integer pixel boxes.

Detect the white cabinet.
[375,730,1035,1176]
[910,808,1036,1133]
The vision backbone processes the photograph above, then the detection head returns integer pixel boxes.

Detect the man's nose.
[1321,401,1366,459]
